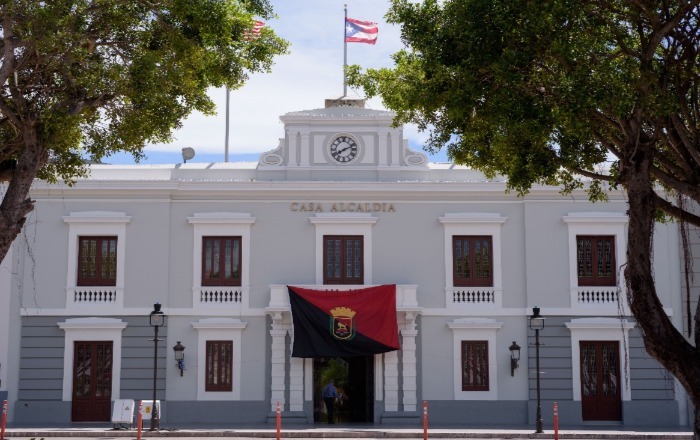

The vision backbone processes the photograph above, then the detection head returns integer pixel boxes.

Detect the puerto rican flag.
[345,17,378,45]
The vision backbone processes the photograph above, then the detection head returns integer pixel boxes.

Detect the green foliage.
[348,0,700,209]
[0,0,289,182]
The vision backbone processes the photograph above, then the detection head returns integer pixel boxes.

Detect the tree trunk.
[623,142,700,439]
[0,122,46,266]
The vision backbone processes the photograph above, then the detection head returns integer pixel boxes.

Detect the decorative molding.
[188,213,255,312]
[447,318,503,400]
[562,212,628,311]
[565,318,635,402]
[63,211,131,312]
[58,318,128,402]
[440,213,507,310]
[191,318,247,401]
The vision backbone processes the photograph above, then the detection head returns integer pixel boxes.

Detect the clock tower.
[257,98,428,181]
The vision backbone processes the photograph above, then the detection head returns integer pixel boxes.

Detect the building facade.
[0,99,692,427]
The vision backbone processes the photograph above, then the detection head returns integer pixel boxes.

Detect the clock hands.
[336,143,353,156]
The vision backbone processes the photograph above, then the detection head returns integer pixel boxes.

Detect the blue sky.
[105,1,449,165]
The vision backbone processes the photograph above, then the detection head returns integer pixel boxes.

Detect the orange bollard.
[1,400,7,440]
[553,402,559,440]
[276,401,281,440]
[136,400,143,440]
[422,401,428,440]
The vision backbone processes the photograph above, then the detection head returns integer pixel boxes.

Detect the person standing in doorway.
[322,378,340,424]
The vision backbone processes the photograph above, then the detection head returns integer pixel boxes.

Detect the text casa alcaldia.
[290,202,396,213]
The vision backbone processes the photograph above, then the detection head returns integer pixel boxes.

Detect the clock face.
[330,135,359,163]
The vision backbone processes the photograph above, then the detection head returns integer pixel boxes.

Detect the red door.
[72,341,113,421]
[580,341,622,421]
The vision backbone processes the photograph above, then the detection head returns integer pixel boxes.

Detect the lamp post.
[529,306,545,434]
[149,303,166,431]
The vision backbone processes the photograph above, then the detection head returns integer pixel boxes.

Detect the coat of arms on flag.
[288,285,400,358]
[330,306,356,340]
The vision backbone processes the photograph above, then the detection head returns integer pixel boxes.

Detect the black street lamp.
[149,303,166,431]
[529,306,545,434]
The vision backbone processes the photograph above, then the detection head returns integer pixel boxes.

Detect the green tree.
[0,0,288,264]
[349,0,700,435]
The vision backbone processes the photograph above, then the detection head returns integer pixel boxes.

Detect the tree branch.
[569,166,616,182]
[653,193,700,227]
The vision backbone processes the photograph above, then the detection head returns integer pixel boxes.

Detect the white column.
[390,129,400,166]
[289,341,304,411]
[377,129,389,166]
[288,130,298,166]
[300,130,310,166]
[401,312,418,411]
[270,320,288,411]
[384,350,399,411]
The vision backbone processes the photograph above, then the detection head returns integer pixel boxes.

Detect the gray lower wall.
[426,401,528,426]
[15,316,167,424]
[13,315,682,427]
[529,316,675,402]
[166,401,270,425]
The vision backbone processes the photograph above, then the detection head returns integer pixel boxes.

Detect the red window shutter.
[202,237,242,286]
[77,236,117,286]
[453,236,493,287]
[577,236,616,286]
[461,340,489,391]
[323,235,363,284]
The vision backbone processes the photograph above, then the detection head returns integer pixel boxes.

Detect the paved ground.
[0,425,693,440]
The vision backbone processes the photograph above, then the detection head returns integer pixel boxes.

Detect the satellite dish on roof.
[182,147,195,163]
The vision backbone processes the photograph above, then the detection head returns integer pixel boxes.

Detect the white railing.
[446,287,502,308]
[573,286,623,306]
[195,286,248,309]
[67,287,123,309]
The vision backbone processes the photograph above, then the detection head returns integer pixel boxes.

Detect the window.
[577,235,615,286]
[453,236,493,287]
[77,236,117,286]
[323,235,363,284]
[205,340,233,392]
[202,236,241,286]
[448,318,501,400]
[461,341,489,391]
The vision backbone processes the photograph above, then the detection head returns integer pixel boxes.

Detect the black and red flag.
[288,284,400,358]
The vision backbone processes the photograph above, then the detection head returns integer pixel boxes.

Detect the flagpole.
[224,87,230,162]
[343,4,347,98]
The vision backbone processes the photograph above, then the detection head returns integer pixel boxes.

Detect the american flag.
[244,20,265,40]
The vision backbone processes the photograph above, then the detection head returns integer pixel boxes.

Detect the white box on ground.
[111,399,135,424]
[141,400,161,420]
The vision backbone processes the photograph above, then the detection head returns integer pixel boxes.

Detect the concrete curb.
[0,430,693,439]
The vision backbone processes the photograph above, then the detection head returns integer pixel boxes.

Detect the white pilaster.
[270,322,288,411]
[289,344,304,411]
[401,312,418,411]
[384,350,399,411]
[378,129,389,166]
[288,130,298,166]
[300,130,310,166]
[390,129,400,165]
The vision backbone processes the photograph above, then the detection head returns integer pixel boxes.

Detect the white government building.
[0,98,696,428]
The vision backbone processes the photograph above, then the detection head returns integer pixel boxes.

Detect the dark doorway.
[72,341,113,422]
[580,341,622,421]
[313,356,374,424]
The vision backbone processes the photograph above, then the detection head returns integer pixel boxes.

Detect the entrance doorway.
[580,341,622,421]
[71,341,113,422]
[313,356,374,424]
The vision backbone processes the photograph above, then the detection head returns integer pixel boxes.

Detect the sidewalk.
[0,424,694,439]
